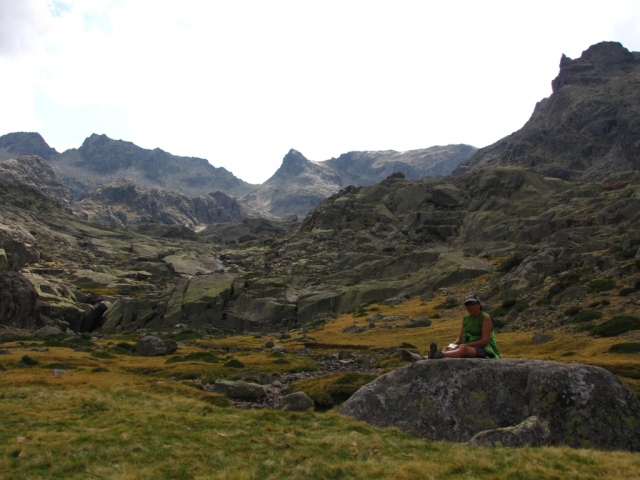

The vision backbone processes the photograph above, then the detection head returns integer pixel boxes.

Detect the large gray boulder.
[0,272,43,329]
[339,359,640,451]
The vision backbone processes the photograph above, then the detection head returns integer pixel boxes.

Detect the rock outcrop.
[76,178,246,228]
[0,155,72,206]
[339,359,640,451]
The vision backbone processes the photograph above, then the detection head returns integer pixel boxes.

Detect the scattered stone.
[406,317,432,328]
[33,326,63,338]
[211,380,267,400]
[278,392,314,411]
[52,369,67,376]
[136,335,179,356]
[532,332,554,345]
[468,415,551,447]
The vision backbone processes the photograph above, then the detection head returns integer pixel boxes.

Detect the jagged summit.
[453,41,640,183]
[552,41,636,91]
[275,149,321,177]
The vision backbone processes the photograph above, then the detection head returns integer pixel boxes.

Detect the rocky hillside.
[242,145,475,218]
[0,155,72,206]
[455,41,640,182]
[0,132,256,199]
[0,41,639,344]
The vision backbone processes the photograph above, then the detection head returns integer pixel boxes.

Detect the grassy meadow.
[1,284,640,479]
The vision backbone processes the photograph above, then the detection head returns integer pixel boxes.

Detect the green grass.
[2,291,640,479]
[1,384,639,480]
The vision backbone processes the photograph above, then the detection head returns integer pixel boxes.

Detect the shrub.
[167,352,220,364]
[608,343,640,354]
[619,287,636,296]
[115,342,136,351]
[91,351,116,359]
[288,372,378,410]
[571,310,602,324]
[497,254,523,273]
[590,316,640,337]
[601,299,611,306]
[19,355,38,366]
[588,278,616,293]
[564,306,582,316]
[223,359,245,368]
[91,367,109,373]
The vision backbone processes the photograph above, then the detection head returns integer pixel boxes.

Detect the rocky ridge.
[243,145,476,218]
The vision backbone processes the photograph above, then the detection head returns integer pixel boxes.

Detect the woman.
[431,293,501,359]
[400,294,501,361]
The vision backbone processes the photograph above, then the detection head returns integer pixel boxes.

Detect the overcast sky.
[1,1,639,184]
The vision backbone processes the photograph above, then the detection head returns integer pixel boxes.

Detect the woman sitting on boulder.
[401,293,501,361]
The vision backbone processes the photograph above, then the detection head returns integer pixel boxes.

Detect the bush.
[588,278,616,293]
[223,359,245,368]
[19,355,38,366]
[619,287,636,296]
[564,306,582,316]
[590,316,640,337]
[288,372,379,410]
[498,254,523,273]
[167,352,220,364]
[571,310,602,324]
[608,343,640,354]
[91,351,116,359]
[110,342,137,355]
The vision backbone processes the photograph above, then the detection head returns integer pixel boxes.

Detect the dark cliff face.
[0,132,58,161]
[453,41,640,183]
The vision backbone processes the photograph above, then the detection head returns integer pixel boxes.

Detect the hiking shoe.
[428,343,443,359]
[400,349,422,362]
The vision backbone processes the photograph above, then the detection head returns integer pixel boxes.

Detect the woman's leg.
[442,345,477,358]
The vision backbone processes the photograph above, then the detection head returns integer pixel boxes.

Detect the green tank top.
[462,311,502,359]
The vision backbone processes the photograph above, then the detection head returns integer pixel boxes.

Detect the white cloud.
[1,0,639,183]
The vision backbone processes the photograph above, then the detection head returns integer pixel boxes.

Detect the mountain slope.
[454,41,640,182]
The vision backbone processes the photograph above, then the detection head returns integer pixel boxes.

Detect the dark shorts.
[474,347,487,358]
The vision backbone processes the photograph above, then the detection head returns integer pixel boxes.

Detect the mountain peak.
[552,41,635,92]
[278,149,312,176]
[0,132,58,161]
